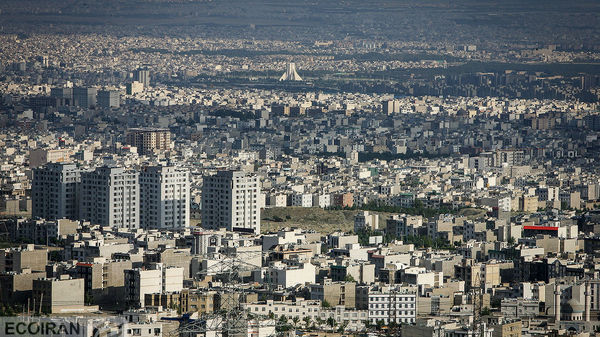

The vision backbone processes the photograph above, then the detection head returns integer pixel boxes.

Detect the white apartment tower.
[139,166,190,229]
[32,163,80,220]
[80,167,139,229]
[201,170,261,234]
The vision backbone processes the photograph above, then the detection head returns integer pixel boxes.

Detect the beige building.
[455,259,501,290]
[309,279,356,309]
[330,262,376,284]
[125,128,171,155]
[144,289,218,314]
[124,264,184,308]
[32,276,95,314]
[29,148,72,168]
[491,319,522,337]
[0,244,48,273]
[0,269,46,304]
[75,259,132,305]
[181,289,215,313]
[520,195,539,213]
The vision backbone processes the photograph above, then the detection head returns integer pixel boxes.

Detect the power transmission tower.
[166,250,264,337]
[472,271,484,337]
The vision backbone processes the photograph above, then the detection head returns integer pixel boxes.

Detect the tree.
[322,299,331,308]
[292,316,300,328]
[481,307,491,316]
[344,274,356,282]
[327,317,337,330]
[303,316,312,328]
[85,293,94,306]
[276,315,291,333]
[1,305,16,317]
[268,311,275,320]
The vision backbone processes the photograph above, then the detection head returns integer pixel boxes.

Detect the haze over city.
[1,1,600,337]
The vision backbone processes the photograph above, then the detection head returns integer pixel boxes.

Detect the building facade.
[32,163,80,220]
[98,90,120,108]
[139,166,190,229]
[201,170,261,234]
[124,264,183,308]
[125,128,171,155]
[368,287,417,325]
[73,87,97,108]
[80,167,139,229]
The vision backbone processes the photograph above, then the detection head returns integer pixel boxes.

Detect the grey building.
[80,167,139,229]
[139,166,190,229]
[97,90,120,108]
[134,69,150,88]
[73,87,97,108]
[501,299,539,318]
[32,163,80,220]
[201,170,261,234]
[50,87,73,102]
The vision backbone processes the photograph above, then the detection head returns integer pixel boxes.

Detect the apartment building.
[72,87,97,108]
[245,299,321,321]
[259,261,316,288]
[202,170,261,234]
[29,148,73,168]
[354,211,379,232]
[6,218,79,244]
[368,287,417,325]
[80,167,139,229]
[125,128,171,155]
[145,289,216,314]
[32,162,80,220]
[124,264,183,308]
[32,276,86,314]
[291,193,313,207]
[0,244,48,273]
[309,279,356,309]
[75,259,132,301]
[140,166,190,229]
[386,214,424,238]
[0,269,46,304]
[97,90,120,108]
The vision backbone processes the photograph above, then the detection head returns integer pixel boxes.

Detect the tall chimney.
[585,281,591,321]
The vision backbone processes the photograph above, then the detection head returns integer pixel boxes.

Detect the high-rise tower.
[80,167,139,229]
[32,163,80,220]
[201,170,261,234]
[139,165,190,229]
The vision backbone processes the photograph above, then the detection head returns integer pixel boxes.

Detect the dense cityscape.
[1,1,600,337]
